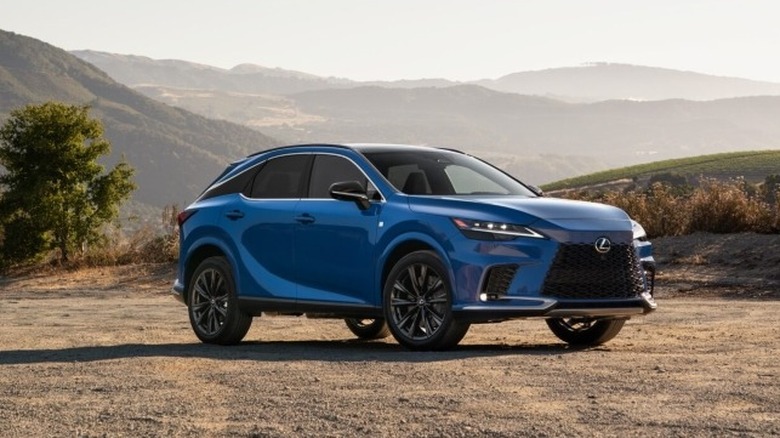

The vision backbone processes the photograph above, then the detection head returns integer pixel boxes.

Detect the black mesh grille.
[482,265,518,295]
[542,243,645,299]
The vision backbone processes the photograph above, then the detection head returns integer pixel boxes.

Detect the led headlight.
[452,218,545,241]
[631,219,647,241]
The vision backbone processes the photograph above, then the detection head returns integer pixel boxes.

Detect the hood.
[476,197,629,221]
[407,195,632,232]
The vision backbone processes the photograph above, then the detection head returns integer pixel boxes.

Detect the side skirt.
[238,297,382,319]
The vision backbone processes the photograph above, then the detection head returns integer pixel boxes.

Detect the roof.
[247,142,462,158]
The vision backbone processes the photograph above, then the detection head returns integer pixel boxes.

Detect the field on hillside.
[1,233,778,437]
[543,150,780,192]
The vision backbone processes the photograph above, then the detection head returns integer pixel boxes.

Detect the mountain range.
[0,30,279,210]
[3,29,780,216]
[74,50,780,101]
[72,50,780,184]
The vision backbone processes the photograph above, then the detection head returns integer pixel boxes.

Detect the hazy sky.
[2,0,780,82]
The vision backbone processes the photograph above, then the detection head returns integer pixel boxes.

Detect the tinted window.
[249,155,310,199]
[198,162,254,201]
[363,149,536,196]
[308,155,378,199]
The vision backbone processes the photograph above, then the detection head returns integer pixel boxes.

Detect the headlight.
[631,219,647,241]
[452,218,545,241]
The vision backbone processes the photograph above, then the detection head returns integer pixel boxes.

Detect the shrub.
[561,177,779,237]
[687,178,773,234]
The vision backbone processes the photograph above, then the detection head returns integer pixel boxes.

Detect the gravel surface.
[1,233,779,437]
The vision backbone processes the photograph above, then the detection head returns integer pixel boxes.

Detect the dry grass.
[4,205,182,273]
[563,178,780,237]
[80,204,180,267]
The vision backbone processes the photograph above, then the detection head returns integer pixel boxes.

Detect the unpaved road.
[0,262,778,437]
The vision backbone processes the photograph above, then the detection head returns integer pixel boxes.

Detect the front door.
[294,154,382,307]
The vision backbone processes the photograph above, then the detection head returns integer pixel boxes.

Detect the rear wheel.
[383,251,470,351]
[546,318,625,346]
[344,318,391,339]
[187,256,252,345]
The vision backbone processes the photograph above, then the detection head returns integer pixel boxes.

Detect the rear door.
[229,154,311,300]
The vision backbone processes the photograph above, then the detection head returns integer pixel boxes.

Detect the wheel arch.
[378,233,452,298]
[181,243,229,302]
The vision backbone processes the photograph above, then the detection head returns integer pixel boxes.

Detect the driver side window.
[308,155,377,199]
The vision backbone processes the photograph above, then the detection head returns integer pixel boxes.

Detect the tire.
[344,318,391,340]
[383,250,470,351]
[187,256,252,345]
[546,318,625,346]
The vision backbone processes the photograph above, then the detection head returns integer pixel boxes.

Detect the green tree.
[0,102,135,267]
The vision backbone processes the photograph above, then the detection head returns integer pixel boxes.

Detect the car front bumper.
[452,292,657,323]
[172,279,186,304]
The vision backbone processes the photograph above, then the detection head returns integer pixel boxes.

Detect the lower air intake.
[481,265,518,295]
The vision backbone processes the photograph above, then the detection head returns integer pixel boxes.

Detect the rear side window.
[308,155,369,198]
[197,161,253,201]
[249,155,311,199]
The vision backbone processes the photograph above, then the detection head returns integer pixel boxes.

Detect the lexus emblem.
[594,237,612,254]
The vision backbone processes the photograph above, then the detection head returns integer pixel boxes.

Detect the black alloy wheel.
[188,256,252,345]
[546,317,625,346]
[344,318,391,339]
[384,251,469,350]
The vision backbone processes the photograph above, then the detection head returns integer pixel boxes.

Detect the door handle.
[225,210,245,220]
[295,214,315,224]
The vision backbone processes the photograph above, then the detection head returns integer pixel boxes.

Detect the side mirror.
[329,180,371,210]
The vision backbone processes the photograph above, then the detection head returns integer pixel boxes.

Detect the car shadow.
[0,339,589,365]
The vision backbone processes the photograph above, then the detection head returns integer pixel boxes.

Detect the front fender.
[374,223,456,305]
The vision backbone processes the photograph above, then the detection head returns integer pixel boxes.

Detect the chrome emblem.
[594,237,612,254]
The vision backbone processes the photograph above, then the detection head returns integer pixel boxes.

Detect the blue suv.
[174,144,656,350]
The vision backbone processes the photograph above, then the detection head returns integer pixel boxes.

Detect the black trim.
[552,298,650,310]
[247,143,354,158]
[453,308,547,323]
[453,298,655,323]
[238,297,381,318]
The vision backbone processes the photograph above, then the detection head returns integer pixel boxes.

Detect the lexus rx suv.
[174,144,656,350]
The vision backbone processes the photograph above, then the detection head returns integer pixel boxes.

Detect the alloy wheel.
[389,263,449,341]
[190,268,229,336]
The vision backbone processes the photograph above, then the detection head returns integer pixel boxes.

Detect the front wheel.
[546,318,625,346]
[187,256,252,345]
[344,318,391,339]
[383,251,470,351]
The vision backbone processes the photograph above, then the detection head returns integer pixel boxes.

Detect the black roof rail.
[246,143,353,158]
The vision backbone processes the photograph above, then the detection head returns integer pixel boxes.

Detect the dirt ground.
[1,233,778,437]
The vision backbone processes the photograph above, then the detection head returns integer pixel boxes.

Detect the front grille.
[541,243,645,299]
[481,264,518,295]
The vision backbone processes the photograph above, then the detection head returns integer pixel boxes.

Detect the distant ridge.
[72,51,780,101]
[1,30,280,208]
[478,63,780,102]
[72,50,353,94]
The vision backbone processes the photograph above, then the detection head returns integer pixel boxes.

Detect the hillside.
[268,87,780,183]
[69,50,780,185]
[542,150,780,192]
[0,31,279,208]
[72,50,353,95]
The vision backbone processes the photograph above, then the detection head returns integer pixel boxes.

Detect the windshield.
[362,149,536,197]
